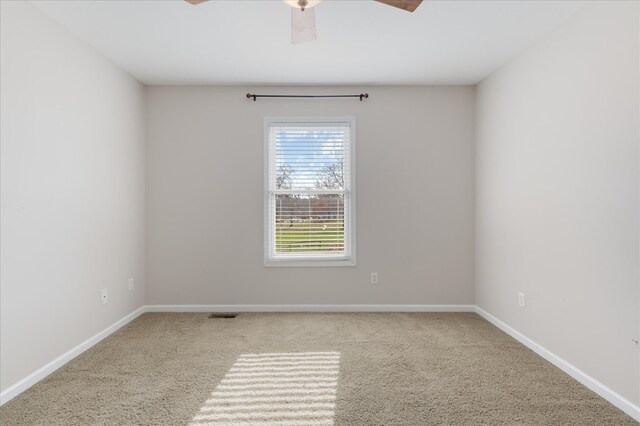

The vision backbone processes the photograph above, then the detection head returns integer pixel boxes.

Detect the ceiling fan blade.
[185,0,208,5]
[375,0,423,12]
[291,7,317,45]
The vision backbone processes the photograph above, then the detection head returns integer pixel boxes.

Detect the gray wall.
[146,86,475,305]
[476,1,639,405]
[0,2,146,392]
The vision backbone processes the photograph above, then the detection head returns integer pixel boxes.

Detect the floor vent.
[208,313,238,319]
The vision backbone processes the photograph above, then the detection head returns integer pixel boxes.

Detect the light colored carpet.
[0,312,635,425]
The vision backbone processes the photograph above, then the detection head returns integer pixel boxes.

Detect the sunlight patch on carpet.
[190,352,341,426]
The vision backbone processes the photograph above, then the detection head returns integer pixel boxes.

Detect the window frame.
[263,116,357,267]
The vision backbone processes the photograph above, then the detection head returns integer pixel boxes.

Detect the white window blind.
[265,118,355,265]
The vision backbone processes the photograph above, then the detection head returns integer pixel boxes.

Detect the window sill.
[264,258,356,268]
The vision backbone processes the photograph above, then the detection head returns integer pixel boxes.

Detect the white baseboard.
[475,306,640,422]
[0,306,146,406]
[144,304,476,313]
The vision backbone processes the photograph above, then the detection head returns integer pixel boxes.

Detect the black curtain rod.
[246,93,369,101]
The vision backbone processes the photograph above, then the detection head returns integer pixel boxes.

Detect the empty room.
[0,0,638,424]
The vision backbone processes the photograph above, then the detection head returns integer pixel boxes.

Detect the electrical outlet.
[518,292,525,308]
[101,288,108,304]
[371,272,378,284]
[128,278,134,291]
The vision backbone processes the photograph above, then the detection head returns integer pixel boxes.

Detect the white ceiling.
[31,0,587,85]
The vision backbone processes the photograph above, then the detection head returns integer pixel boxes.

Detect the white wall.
[0,2,146,393]
[476,1,639,406]
[146,86,475,306]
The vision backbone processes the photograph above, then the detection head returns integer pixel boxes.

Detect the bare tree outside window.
[315,160,344,190]
[276,164,294,189]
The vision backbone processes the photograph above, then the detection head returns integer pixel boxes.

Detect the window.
[264,117,356,266]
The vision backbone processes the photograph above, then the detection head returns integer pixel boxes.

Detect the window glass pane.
[273,126,348,191]
[274,194,345,254]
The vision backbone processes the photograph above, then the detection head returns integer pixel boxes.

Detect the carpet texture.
[0,312,635,425]
[189,351,341,425]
